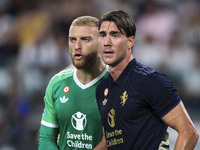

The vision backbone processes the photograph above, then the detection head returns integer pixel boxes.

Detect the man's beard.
[71,51,98,69]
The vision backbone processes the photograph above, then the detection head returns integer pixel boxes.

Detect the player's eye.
[113,34,118,38]
[100,34,105,37]
[83,38,90,42]
[99,32,106,38]
[69,38,76,42]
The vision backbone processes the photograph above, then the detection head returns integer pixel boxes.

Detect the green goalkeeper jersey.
[39,67,109,150]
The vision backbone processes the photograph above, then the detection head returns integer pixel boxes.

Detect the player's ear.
[127,36,135,50]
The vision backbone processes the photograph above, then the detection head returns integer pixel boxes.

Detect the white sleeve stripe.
[41,120,59,128]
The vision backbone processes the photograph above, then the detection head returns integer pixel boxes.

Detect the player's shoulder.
[134,62,166,82]
[133,61,155,76]
[49,67,75,84]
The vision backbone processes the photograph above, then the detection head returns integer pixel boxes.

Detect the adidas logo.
[60,96,69,103]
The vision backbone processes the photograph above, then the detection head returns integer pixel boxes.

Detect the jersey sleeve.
[141,72,181,118]
[38,124,59,150]
[41,78,59,128]
[38,78,59,149]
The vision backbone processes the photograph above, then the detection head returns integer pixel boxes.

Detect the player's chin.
[72,60,83,68]
[102,57,114,66]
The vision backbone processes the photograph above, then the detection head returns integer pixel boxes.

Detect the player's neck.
[76,60,106,84]
[109,54,133,81]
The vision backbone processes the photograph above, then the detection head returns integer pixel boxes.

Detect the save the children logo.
[106,108,124,147]
[71,112,87,131]
[107,108,116,128]
[67,112,92,149]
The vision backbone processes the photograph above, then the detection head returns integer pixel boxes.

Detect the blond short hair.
[71,16,99,27]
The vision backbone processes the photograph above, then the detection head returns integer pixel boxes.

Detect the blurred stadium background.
[0,0,199,149]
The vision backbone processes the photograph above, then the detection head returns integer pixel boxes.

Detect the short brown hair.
[99,10,136,37]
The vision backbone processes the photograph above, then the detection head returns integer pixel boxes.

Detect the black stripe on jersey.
[133,62,155,76]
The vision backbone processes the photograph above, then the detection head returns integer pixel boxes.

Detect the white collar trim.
[73,66,109,89]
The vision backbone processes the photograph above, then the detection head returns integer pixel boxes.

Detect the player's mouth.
[104,51,114,54]
[103,49,114,56]
[74,53,83,60]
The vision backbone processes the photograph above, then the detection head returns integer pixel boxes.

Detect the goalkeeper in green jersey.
[38,16,108,150]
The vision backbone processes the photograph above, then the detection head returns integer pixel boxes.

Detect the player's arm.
[93,127,107,150]
[162,101,199,150]
[38,124,59,150]
[38,77,60,150]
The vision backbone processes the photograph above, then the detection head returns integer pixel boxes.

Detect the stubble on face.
[71,50,98,69]
[69,25,99,70]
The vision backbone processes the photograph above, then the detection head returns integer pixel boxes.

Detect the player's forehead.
[99,21,124,35]
[69,25,98,38]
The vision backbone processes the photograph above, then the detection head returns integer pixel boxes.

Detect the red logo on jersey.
[63,86,70,93]
[104,88,109,96]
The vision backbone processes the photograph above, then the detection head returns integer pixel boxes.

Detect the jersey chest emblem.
[103,98,108,105]
[104,88,109,96]
[107,108,116,128]
[60,96,69,103]
[71,112,87,131]
[63,86,70,93]
[120,91,128,106]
